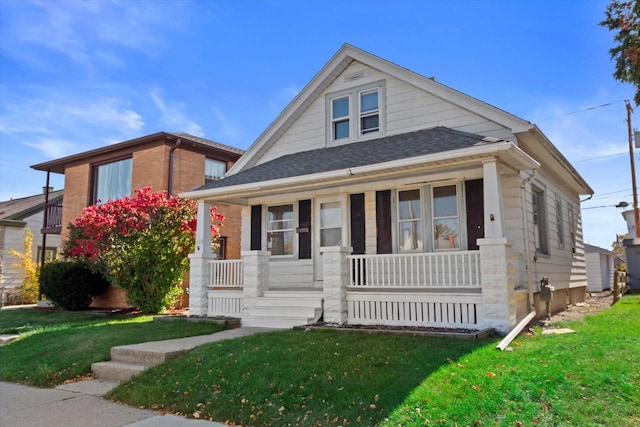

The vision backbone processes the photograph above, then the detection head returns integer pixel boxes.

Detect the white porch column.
[483,160,505,239]
[189,200,214,317]
[241,250,270,313]
[322,246,352,325]
[478,238,516,334]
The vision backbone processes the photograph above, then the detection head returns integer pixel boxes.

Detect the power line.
[535,100,625,122]
[573,152,629,163]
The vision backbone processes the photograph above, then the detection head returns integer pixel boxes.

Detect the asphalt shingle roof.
[194,127,491,191]
[0,190,64,220]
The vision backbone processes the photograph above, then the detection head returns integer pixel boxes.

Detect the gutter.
[168,138,182,195]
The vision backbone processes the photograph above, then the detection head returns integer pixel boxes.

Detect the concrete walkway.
[0,327,276,427]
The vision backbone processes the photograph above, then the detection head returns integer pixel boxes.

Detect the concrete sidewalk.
[0,327,277,426]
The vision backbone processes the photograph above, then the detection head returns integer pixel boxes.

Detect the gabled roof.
[229,43,533,174]
[31,132,244,174]
[196,127,504,191]
[0,190,63,221]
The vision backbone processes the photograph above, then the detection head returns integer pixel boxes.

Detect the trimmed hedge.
[39,261,110,310]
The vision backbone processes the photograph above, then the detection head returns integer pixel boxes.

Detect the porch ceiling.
[182,139,539,205]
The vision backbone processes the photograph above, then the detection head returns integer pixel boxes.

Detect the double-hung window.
[556,198,565,248]
[331,96,350,140]
[267,204,294,256]
[327,81,385,143]
[398,189,422,251]
[92,158,132,204]
[433,185,459,250]
[359,89,379,135]
[533,188,549,255]
[205,158,227,184]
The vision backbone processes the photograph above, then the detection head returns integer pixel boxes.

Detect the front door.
[314,196,346,282]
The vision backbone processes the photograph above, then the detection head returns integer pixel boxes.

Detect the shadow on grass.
[108,329,495,426]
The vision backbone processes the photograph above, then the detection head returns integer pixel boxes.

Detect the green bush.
[39,261,110,310]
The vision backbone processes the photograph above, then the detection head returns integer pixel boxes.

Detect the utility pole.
[626,100,640,238]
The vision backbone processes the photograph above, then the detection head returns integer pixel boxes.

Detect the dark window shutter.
[350,193,366,255]
[465,179,484,250]
[298,199,312,259]
[250,205,262,250]
[376,190,392,254]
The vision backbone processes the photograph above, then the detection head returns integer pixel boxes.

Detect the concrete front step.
[247,305,321,318]
[242,315,316,329]
[110,347,187,365]
[91,360,150,382]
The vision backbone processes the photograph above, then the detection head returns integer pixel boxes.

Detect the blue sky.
[0,0,637,250]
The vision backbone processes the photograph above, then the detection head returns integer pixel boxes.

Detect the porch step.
[91,360,150,382]
[243,291,324,329]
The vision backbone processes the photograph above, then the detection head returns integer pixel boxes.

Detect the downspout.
[39,170,51,300]
[520,169,537,309]
[168,138,181,195]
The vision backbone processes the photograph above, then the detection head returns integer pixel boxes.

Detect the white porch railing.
[209,260,244,288]
[348,251,480,288]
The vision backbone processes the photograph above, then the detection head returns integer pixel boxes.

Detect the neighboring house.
[31,132,244,308]
[585,243,623,292]
[182,44,593,334]
[0,188,63,305]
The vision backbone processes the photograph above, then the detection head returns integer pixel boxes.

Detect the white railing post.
[322,246,352,325]
[241,250,270,314]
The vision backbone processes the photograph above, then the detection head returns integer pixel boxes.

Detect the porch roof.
[183,127,539,203]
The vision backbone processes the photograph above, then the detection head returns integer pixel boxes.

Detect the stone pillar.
[478,237,516,334]
[322,246,352,325]
[241,250,270,313]
[188,201,214,317]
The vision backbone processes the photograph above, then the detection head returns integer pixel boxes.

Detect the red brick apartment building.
[31,132,244,308]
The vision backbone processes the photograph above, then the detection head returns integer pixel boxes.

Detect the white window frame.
[359,88,380,135]
[532,187,549,255]
[556,198,565,249]
[397,188,423,252]
[568,204,576,255]
[330,96,350,141]
[432,184,461,251]
[266,204,296,258]
[326,80,385,145]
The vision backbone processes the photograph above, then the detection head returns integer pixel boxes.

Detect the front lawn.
[0,308,224,387]
[108,296,640,426]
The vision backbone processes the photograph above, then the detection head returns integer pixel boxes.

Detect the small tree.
[600,0,640,105]
[8,228,40,303]
[64,187,224,313]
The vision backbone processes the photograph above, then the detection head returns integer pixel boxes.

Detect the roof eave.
[183,141,539,203]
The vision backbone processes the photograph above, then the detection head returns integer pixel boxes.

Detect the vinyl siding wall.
[258,61,514,165]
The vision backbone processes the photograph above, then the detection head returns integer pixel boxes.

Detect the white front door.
[314,196,346,282]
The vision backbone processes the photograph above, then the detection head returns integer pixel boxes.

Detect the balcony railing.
[41,203,63,234]
[348,251,481,288]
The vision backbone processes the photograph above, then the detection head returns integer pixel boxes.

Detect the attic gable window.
[326,80,385,144]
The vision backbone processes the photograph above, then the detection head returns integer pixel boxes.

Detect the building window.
[568,204,576,254]
[533,188,549,255]
[93,158,132,204]
[213,236,227,260]
[267,204,294,256]
[398,189,422,251]
[327,81,385,143]
[556,198,565,248]
[37,246,57,262]
[359,89,379,135]
[205,158,227,184]
[331,96,350,140]
[433,185,459,250]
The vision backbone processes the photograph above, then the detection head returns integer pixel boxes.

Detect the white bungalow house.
[183,44,593,334]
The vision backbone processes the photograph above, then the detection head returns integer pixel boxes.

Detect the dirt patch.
[535,290,615,328]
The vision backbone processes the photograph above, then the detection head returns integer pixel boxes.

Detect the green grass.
[0,308,225,387]
[108,297,640,427]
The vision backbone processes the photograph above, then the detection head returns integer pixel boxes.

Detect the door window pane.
[267,205,294,256]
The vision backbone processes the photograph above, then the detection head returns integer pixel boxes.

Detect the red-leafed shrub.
[64,187,223,313]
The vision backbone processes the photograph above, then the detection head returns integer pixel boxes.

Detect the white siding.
[585,252,613,292]
[257,61,514,165]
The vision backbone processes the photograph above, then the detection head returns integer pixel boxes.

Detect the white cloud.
[150,89,204,136]
[22,137,84,159]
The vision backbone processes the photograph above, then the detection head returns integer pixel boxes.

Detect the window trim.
[556,198,565,249]
[397,187,424,253]
[432,184,462,251]
[359,88,380,135]
[326,80,385,145]
[331,96,351,141]
[532,186,550,255]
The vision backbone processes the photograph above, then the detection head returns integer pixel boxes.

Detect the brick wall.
[132,145,170,193]
[61,163,91,244]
